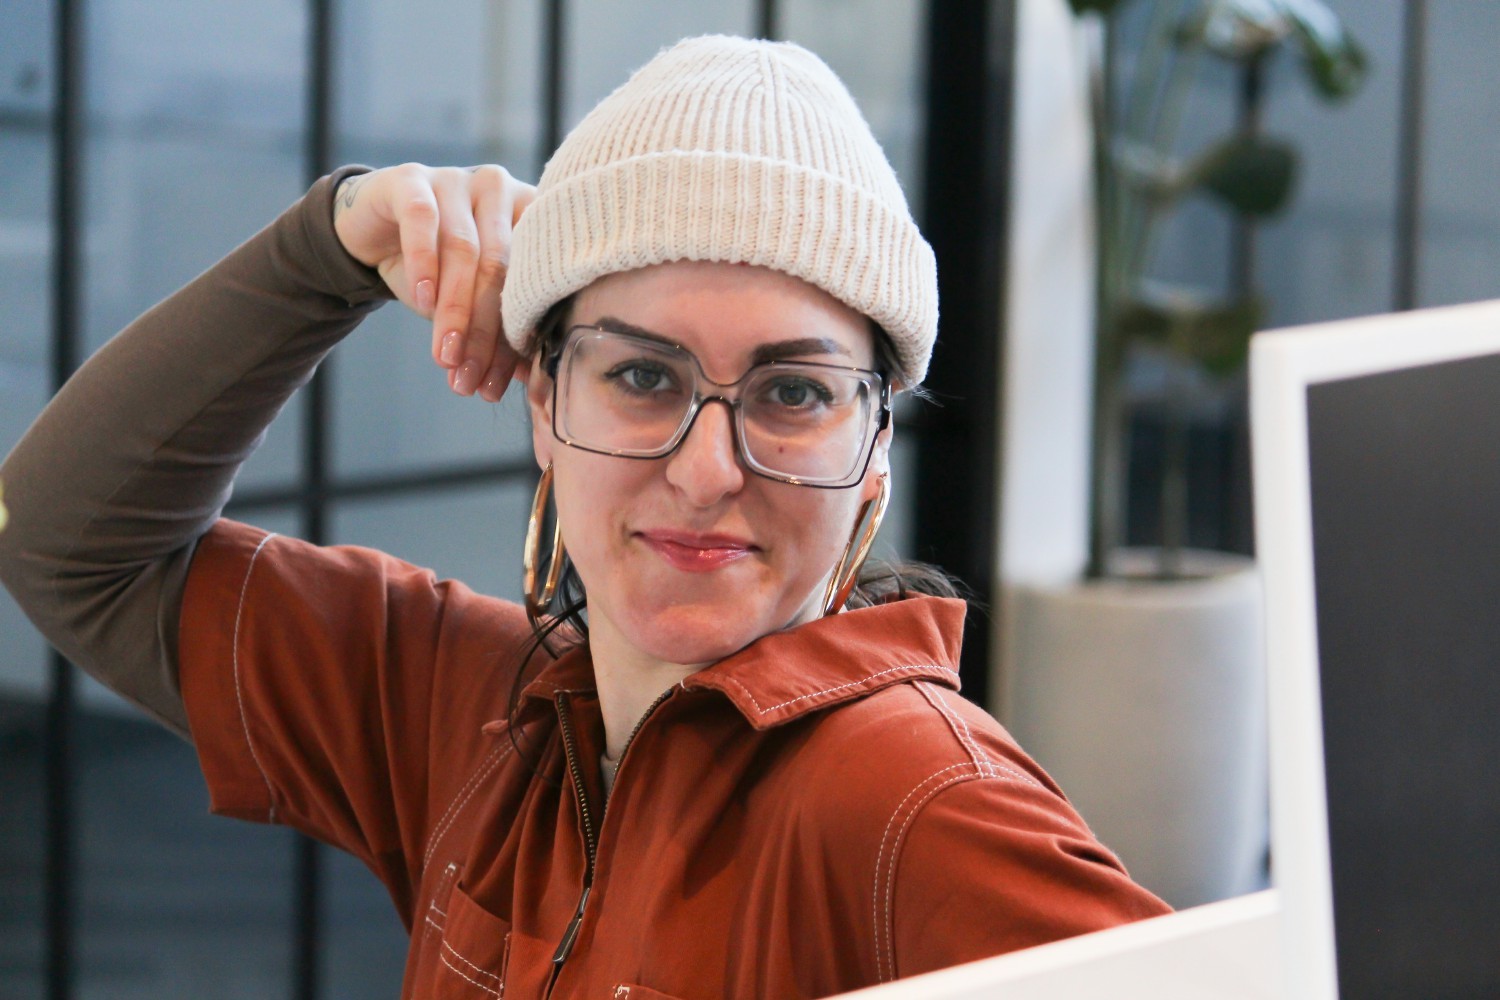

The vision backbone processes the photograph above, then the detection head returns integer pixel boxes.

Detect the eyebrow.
[751,338,852,365]
[590,316,853,365]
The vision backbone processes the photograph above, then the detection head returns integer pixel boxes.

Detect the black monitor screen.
[1306,351,1500,999]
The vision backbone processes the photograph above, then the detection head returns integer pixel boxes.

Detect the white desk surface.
[835,890,1281,999]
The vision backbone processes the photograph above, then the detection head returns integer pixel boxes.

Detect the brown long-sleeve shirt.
[0,166,387,735]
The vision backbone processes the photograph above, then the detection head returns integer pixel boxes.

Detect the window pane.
[320,847,408,998]
[72,712,297,1000]
[1256,0,1404,325]
[779,0,927,216]
[335,0,544,175]
[331,478,533,612]
[0,0,55,991]
[82,0,309,491]
[72,0,311,990]
[0,0,55,713]
[330,0,546,479]
[0,691,45,996]
[1128,0,1406,328]
[329,306,535,478]
[565,0,755,128]
[1421,0,1500,309]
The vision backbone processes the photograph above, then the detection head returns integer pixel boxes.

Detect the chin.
[623,599,805,667]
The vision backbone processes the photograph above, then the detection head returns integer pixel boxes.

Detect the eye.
[603,360,677,395]
[764,375,835,409]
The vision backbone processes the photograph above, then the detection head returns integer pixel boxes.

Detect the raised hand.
[333,163,535,402]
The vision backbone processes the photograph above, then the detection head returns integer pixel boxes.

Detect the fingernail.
[416,279,436,315]
[480,372,504,400]
[453,360,481,395]
[440,331,463,367]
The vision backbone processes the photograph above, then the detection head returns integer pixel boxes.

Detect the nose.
[664,400,746,506]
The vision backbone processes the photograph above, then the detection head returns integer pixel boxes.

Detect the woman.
[0,35,1167,998]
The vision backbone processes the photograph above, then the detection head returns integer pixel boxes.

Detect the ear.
[525,354,555,471]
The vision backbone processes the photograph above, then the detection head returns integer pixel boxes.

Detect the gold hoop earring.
[822,473,890,617]
[523,463,567,618]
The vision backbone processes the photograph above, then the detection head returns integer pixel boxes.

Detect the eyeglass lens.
[556,330,879,485]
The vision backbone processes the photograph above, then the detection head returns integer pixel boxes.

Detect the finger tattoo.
[334,175,367,219]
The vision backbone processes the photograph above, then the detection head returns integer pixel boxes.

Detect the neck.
[583,582,832,757]
[588,617,706,759]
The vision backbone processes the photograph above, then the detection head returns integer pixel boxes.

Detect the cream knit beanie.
[502,34,939,387]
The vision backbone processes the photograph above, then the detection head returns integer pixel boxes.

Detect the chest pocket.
[610,986,689,1000]
[419,867,513,999]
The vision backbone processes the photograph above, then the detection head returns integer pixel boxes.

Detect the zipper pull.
[551,884,592,967]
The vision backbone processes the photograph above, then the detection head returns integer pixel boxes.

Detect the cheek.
[776,491,863,572]
[550,457,619,561]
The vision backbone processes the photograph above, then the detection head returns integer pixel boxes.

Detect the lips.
[636,530,758,573]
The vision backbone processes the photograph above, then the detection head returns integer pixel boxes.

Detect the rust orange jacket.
[179,520,1169,999]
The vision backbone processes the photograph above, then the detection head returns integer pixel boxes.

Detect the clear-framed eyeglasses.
[544,325,892,489]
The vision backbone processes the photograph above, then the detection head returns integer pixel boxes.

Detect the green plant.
[1073,0,1365,579]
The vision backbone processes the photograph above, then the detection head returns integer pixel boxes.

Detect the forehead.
[570,261,874,368]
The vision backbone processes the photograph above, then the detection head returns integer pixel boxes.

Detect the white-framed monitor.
[1251,299,1500,999]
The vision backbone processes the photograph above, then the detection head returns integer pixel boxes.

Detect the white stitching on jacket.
[232,532,280,822]
[422,861,460,941]
[870,763,971,979]
[916,683,1041,788]
[439,949,502,997]
[877,772,977,981]
[915,682,990,777]
[423,742,514,870]
[871,749,1043,981]
[442,938,504,988]
[723,663,956,715]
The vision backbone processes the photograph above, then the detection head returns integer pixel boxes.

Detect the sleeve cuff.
[297,166,395,309]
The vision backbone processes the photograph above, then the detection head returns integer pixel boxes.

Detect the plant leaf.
[1182,133,1298,215]
[1175,0,1366,99]
[1184,295,1263,376]
[1115,297,1177,348]
[1068,0,1131,15]
[1116,285,1263,377]
[1179,0,1291,59]
[1110,137,1177,197]
[1272,0,1367,98]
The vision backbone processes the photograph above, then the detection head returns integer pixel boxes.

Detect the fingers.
[468,165,518,401]
[387,164,441,321]
[365,162,534,401]
[427,168,484,390]
[428,164,537,400]
[476,167,537,402]
[483,176,537,401]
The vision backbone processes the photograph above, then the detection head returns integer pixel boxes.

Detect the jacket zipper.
[545,686,675,996]
[548,692,598,994]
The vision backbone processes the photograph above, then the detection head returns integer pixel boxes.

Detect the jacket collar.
[514,595,965,730]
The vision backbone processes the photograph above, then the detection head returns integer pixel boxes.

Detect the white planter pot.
[1002,550,1267,909]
